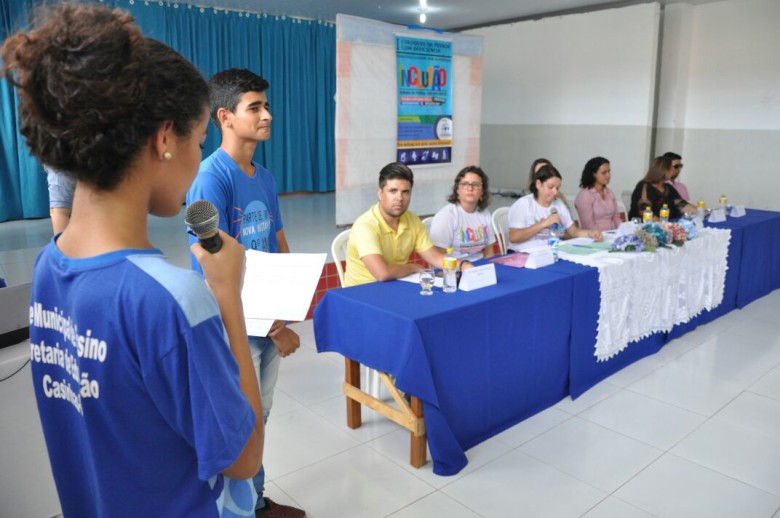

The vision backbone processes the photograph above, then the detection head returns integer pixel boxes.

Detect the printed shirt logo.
[458,224,489,253]
[236,200,273,252]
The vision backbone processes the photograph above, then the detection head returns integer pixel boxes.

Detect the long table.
[314,209,780,475]
[314,260,598,475]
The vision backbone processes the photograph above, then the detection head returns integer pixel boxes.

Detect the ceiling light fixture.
[418,0,428,24]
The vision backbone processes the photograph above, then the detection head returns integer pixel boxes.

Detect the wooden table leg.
[409,396,427,468]
[345,357,362,429]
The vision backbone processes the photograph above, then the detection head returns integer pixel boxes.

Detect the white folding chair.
[562,193,579,226]
[615,197,628,222]
[492,206,510,256]
[330,229,382,397]
[421,216,434,237]
[621,190,633,219]
[330,229,350,286]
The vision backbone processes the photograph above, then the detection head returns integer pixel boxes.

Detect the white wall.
[470,0,780,211]
[655,0,780,209]
[467,3,660,199]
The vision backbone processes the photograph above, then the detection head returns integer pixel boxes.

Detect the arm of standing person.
[191,230,263,480]
[46,167,76,234]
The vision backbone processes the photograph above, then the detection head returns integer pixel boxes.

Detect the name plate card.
[458,263,497,291]
[730,205,746,218]
[524,246,555,269]
[617,221,638,236]
[708,208,727,223]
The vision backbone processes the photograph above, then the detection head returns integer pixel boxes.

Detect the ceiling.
[171,0,711,31]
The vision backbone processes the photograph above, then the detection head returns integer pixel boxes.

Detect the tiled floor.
[2,193,780,517]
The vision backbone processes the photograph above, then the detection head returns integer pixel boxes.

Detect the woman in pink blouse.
[575,157,622,231]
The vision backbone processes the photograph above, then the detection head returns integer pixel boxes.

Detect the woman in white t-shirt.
[430,166,496,262]
[508,164,602,252]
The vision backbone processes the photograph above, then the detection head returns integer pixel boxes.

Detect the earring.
[163,151,172,161]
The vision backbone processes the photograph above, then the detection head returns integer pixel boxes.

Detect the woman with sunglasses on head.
[574,156,622,231]
[628,156,696,220]
[2,4,263,515]
[430,166,497,261]
[508,164,602,252]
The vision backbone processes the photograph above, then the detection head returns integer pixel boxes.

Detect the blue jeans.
[249,336,281,511]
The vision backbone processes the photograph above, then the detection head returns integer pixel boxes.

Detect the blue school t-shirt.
[29,241,255,517]
[187,149,284,274]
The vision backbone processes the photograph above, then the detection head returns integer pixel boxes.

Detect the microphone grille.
[185,200,219,236]
[550,207,558,214]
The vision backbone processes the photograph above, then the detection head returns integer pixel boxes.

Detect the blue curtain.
[0,0,336,222]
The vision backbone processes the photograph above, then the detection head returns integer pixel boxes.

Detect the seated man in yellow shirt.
[345,162,470,287]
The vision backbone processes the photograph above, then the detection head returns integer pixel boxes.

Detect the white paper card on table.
[617,221,637,236]
[399,272,443,288]
[241,250,327,336]
[730,205,746,217]
[708,208,726,223]
[564,237,595,246]
[525,246,555,269]
[458,263,497,291]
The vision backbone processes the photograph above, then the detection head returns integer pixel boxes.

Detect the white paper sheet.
[399,271,444,288]
[240,251,327,336]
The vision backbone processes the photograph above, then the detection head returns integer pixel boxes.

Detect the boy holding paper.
[186,69,305,518]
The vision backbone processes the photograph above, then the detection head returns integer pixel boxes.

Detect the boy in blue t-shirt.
[187,69,305,518]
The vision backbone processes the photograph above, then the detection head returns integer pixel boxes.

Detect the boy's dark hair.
[208,68,270,130]
[662,151,682,161]
[378,162,414,189]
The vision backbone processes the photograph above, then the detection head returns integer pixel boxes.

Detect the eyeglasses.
[673,164,684,169]
[459,181,483,189]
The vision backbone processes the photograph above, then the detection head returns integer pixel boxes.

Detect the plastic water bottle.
[547,222,563,262]
[548,208,561,262]
[659,204,670,223]
[642,206,653,224]
[719,194,728,211]
[697,199,706,219]
[442,247,457,293]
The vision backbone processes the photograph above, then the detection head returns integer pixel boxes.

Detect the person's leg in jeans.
[249,336,280,511]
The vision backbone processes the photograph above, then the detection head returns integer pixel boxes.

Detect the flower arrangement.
[611,221,694,253]
[666,222,688,246]
[611,233,645,252]
[678,218,698,240]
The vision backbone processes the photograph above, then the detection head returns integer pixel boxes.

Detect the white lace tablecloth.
[559,228,731,361]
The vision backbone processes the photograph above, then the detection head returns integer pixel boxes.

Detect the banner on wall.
[396,36,452,165]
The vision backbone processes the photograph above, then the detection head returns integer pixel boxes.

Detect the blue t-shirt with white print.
[29,240,256,517]
[187,148,284,274]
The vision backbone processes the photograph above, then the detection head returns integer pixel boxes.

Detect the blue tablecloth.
[706,209,780,306]
[314,262,599,476]
[314,209,779,474]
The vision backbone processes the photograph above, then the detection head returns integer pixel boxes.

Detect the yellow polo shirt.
[344,204,433,287]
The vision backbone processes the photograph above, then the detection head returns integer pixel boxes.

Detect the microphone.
[185,200,223,253]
